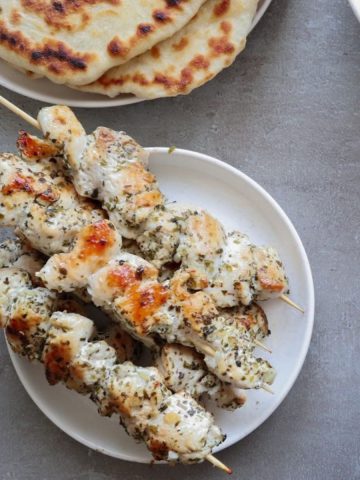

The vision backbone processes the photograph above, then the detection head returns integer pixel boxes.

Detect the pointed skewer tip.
[206,454,232,474]
[253,338,272,353]
[280,294,304,313]
[192,339,216,357]
[261,384,274,394]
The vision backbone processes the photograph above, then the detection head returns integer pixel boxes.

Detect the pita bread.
[75,0,258,98]
[0,0,206,86]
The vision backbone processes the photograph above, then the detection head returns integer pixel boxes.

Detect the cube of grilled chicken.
[205,231,289,306]
[17,131,60,162]
[100,362,169,437]
[69,322,141,394]
[7,287,57,360]
[0,153,103,256]
[89,253,176,350]
[0,268,32,328]
[0,238,45,283]
[203,314,275,389]
[43,312,95,385]
[221,303,270,340]
[140,205,226,278]
[38,106,163,239]
[251,245,290,301]
[38,220,122,291]
[137,204,187,268]
[156,344,246,410]
[145,391,223,463]
[69,323,140,399]
[86,254,275,391]
[0,267,57,359]
[67,340,118,394]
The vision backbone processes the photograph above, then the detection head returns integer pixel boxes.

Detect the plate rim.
[7,146,315,463]
[0,0,273,108]
[348,0,360,22]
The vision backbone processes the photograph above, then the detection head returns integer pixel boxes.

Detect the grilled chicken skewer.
[139,205,289,307]
[0,260,225,468]
[44,313,225,466]
[34,105,297,310]
[38,106,163,240]
[38,226,276,392]
[88,355,225,465]
[1,273,223,465]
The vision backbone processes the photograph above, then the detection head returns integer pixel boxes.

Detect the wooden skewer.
[192,340,216,357]
[253,338,272,353]
[280,294,304,313]
[0,95,40,130]
[206,454,232,474]
[261,384,274,394]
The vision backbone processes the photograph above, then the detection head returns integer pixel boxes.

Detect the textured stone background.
[0,0,359,478]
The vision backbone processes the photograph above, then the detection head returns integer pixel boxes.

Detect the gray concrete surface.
[0,0,359,478]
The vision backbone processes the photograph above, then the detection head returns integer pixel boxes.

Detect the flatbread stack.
[0,0,259,99]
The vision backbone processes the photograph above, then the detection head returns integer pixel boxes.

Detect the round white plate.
[0,0,273,108]
[7,147,314,463]
[348,0,360,22]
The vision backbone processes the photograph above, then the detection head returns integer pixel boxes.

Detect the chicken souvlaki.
[0,240,224,465]
[0,143,276,391]
[34,105,289,308]
[38,223,276,391]
[0,103,297,470]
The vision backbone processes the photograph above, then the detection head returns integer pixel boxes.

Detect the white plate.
[7,147,314,464]
[0,0,273,108]
[348,0,360,22]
